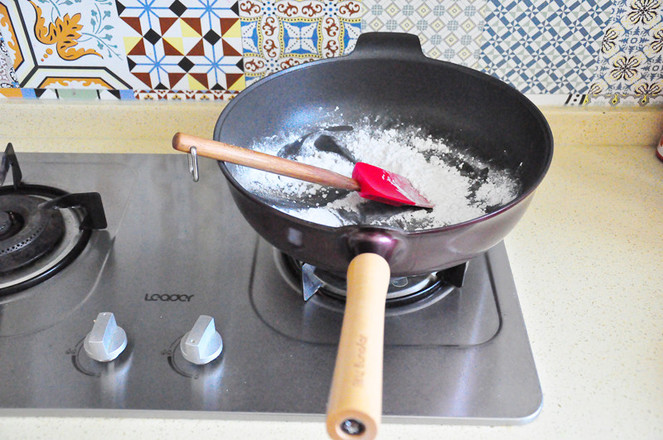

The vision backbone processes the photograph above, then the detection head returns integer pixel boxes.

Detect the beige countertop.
[0,102,662,439]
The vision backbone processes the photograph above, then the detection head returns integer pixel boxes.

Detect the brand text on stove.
[144,294,194,302]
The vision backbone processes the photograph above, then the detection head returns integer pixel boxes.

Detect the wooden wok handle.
[326,253,390,440]
[172,132,360,191]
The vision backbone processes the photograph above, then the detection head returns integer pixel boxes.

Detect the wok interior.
[216,57,552,228]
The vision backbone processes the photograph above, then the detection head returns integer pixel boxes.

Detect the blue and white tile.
[361,0,487,68]
[480,0,613,94]
[589,0,663,105]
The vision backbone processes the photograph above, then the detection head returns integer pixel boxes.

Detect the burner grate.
[0,194,65,273]
[275,250,467,307]
[0,144,107,296]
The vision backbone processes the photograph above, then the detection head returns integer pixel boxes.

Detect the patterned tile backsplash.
[240,0,362,86]
[482,0,612,94]
[590,0,663,105]
[361,0,486,68]
[117,0,245,93]
[0,0,661,105]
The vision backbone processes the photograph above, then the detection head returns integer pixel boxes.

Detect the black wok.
[212,33,553,439]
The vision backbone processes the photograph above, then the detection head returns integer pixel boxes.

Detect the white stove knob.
[83,312,127,362]
[180,315,223,365]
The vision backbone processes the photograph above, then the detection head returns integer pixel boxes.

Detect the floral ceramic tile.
[588,0,663,105]
[361,0,487,68]
[239,0,362,85]
[116,0,245,91]
[1,0,137,89]
[0,32,18,87]
[0,0,33,88]
[481,0,613,94]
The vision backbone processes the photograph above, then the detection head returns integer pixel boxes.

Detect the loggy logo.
[144,293,194,302]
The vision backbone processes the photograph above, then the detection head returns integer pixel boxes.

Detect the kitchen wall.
[0,0,661,106]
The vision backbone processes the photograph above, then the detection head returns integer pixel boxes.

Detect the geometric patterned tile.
[480,0,613,94]
[361,0,487,68]
[239,0,362,85]
[53,88,103,100]
[2,0,138,89]
[100,89,136,100]
[1,0,662,107]
[116,0,245,91]
[588,0,663,105]
[133,89,238,100]
[0,88,54,99]
[0,87,138,100]
[524,93,585,106]
[0,87,23,98]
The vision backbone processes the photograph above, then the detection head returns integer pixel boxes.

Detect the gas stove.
[0,147,541,424]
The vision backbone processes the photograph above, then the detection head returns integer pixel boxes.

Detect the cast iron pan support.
[1,143,22,189]
[40,193,108,230]
[1,144,106,230]
[1,144,107,230]
[0,145,108,296]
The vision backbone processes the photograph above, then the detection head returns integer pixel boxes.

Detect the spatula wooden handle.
[172,133,360,191]
[326,253,390,440]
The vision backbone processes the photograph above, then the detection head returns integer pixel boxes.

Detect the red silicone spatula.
[172,133,433,209]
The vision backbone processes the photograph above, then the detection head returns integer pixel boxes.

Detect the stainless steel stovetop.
[0,152,541,424]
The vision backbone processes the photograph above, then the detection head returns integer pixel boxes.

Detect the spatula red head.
[351,162,434,209]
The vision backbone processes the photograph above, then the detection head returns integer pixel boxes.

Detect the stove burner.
[0,185,107,296]
[0,194,65,273]
[0,211,12,236]
[275,251,467,308]
[0,142,108,295]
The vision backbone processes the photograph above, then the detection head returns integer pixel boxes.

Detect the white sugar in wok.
[231,123,520,231]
